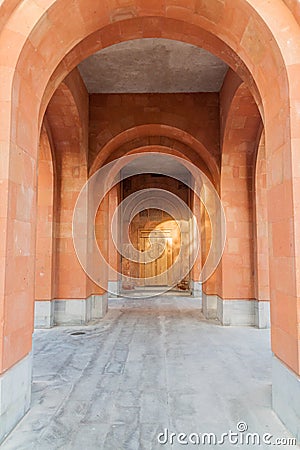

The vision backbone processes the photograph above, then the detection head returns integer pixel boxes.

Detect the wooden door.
[139,230,172,286]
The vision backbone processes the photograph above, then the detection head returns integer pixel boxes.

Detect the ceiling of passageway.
[121,154,192,181]
[78,38,228,93]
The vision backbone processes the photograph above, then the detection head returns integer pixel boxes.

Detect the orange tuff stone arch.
[45,71,88,299]
[254,129,270,319]
[100,142,208,298]
[204,73,263,326]
[102,136,215,183]
[34,121,56,328]
[43,69,107,327]
[90,124,220,184]
[90,122,217,299]
[89,105,219,298]
[0,0,299,442]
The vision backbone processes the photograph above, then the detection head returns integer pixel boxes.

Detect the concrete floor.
[1,297,299,450]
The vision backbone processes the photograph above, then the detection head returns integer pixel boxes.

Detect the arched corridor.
[0,0,299,446]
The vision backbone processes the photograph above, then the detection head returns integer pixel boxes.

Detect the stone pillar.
[0,142,36,443]
[108,185,120,297]
[190,191,202,302]
[34,124,56,329]
[253,130,270,329]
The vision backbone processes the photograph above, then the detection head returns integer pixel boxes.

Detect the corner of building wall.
[0,353,32,444]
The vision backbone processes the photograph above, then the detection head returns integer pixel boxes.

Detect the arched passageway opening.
[0,0,299,443]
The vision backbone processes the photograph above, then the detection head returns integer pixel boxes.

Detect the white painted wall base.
[89,294,108,320]
[54,294,108,326]
[217,298,255,326]
[34,295,109,328]
[254,301,270,329]
[190,280,202,306]
[34,300,54,328]
[0,353,32,444]
[54,299,87,325]
[108,281,119,297]
[202,293,218,319]
[272,356,300,443]
[202,295,270,327]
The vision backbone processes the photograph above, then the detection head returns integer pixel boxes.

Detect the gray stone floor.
[1,297,299,449]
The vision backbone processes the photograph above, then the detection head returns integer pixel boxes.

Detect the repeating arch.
[217,79,262,300]
[0,2,299,442]
[90,124,219,184]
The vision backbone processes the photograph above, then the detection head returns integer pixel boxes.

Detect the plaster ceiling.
[78,38,228,93]
[121,154,191,181]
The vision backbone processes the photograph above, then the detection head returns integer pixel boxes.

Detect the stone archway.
[93,141,214,299]
[0,0,299,442]
[202,69,264,326]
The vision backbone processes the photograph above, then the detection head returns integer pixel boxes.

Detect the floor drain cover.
[70,331,86,336]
